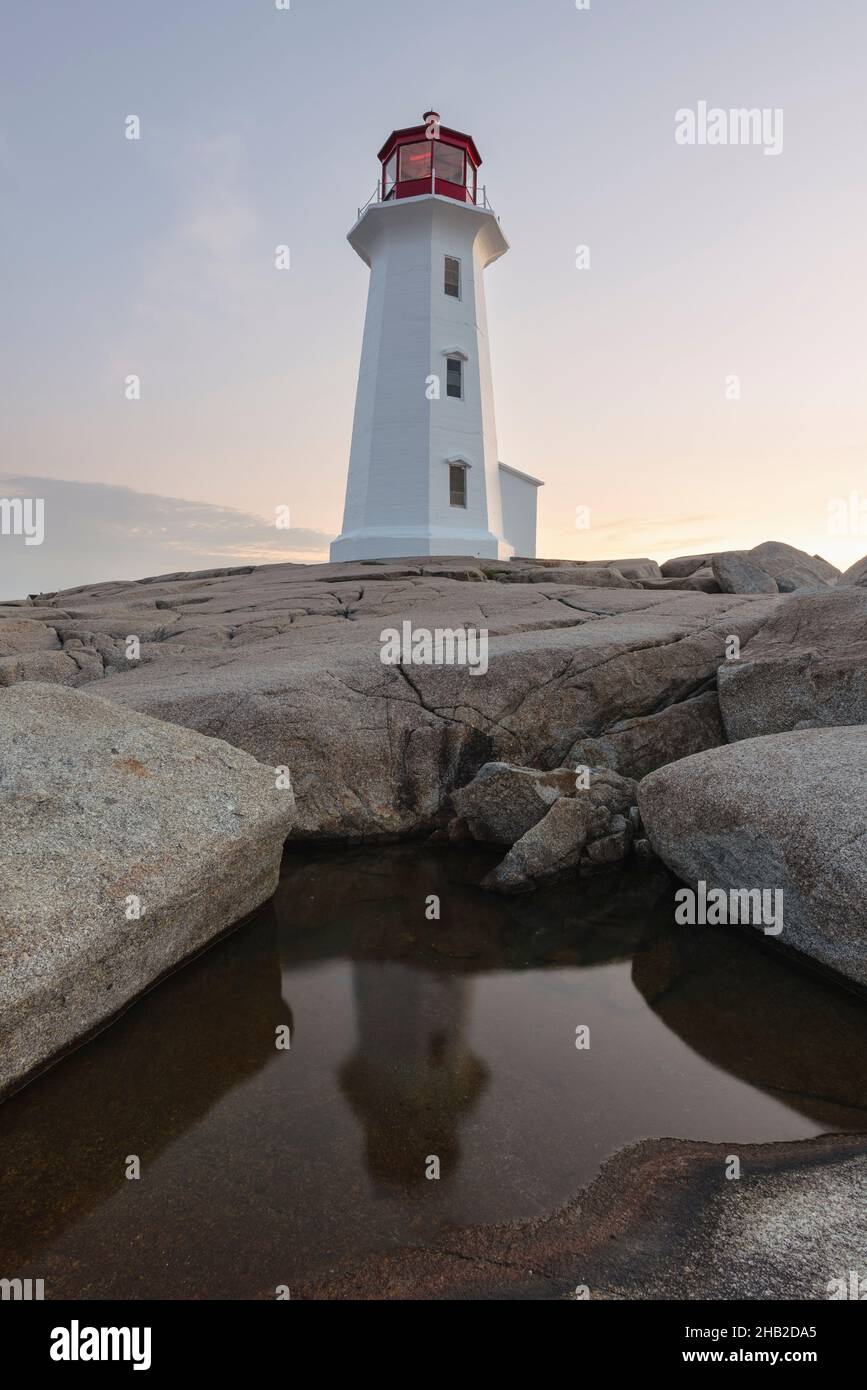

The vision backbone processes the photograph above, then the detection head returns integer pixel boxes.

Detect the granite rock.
[0,683,295,1098]
[638,726,867,986]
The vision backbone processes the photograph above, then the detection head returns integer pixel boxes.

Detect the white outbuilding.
[330,112,542,563]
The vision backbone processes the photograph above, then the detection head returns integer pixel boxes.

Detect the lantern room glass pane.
[398,141,432,182]
[383,153,397,197]
[466,159,477,200]
[435,142,464,185]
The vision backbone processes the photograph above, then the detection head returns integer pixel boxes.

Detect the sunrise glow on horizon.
[1,0,865,594]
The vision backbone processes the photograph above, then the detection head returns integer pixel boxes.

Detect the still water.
[1,845,866,1299]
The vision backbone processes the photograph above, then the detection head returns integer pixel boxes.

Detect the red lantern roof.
[376,112,483,205]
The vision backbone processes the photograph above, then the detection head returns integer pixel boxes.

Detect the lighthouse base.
[330,526,514,564]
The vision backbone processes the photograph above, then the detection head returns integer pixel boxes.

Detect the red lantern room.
[378,111,482,205]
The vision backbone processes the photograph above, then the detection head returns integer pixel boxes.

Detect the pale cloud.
[0,476,332,600]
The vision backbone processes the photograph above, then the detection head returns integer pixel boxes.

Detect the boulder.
[0,649,79,686]
[582,813,631,866]
[449,762,577,845]
[518,556,655,574]
[0,683,295,1099]
[564,690,725,780]
[747,540,839,591]
[637,726,867,987]
[482,768,637,893]
[0,617,62,656]
[712,551,779,594]
[481,796,589,892]
[665,543,840,593]
[508,556,581,568]
[840,553,867,588]
[640,572,721,593]
[660,554,714,578]
[577,557,656,572]
[607,560,662,582]
[718,588,867,740]
[498,566,635,588]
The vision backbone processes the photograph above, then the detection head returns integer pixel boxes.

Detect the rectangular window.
[446,357,463,398]
[444,256,460,298]
[435,142,464,185]
[398,141,432,182]
[449,464,467,508]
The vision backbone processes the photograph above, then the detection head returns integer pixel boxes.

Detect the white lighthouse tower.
[331,112,541,563]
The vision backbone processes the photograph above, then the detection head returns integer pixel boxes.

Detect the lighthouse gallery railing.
[356,181,496,221]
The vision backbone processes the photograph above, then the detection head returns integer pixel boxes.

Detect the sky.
[1,0,865,598]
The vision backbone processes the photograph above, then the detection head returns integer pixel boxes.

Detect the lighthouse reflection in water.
[339,960,488,1191]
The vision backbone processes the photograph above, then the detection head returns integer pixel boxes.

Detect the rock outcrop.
[840,553,867,588]
[718,587,867,740]
[563,690,725,780]
[637,726,867,987]
[0,557,782,840]
[448,762,638,892]
[449,762,578,845]
[0,683,295,1099]
[712,551,779,594]
[480,767,637,892]
[663,543,840,595]
[497,565,636,587]
[747,541,839,591]
[660,554,713,578]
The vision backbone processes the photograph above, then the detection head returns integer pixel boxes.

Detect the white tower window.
[449,463,468,508]
[446,357,464,399]
[444,256,461,298]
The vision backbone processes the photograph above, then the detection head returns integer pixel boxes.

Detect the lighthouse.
[330,112,542,563]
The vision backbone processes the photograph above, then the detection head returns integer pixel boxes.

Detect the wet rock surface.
[294,1133,867,1300]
